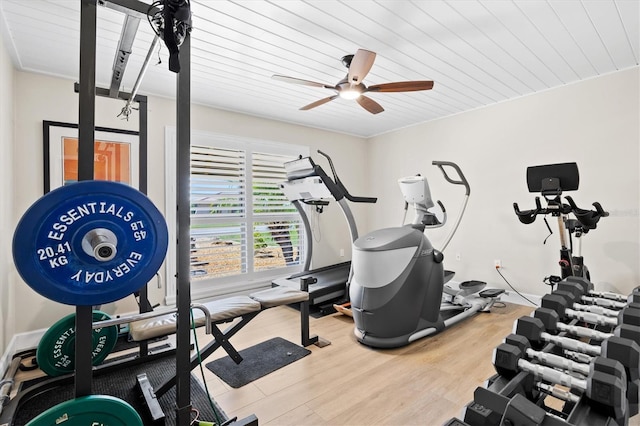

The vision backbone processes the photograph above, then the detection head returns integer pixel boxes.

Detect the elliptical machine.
[513,162,609,287]
[350,161,504,349]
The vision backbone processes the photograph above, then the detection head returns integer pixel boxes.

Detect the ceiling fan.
[272,49,434,114]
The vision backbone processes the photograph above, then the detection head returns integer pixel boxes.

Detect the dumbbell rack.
[453,282,640,426]
[467,344,625,425]
[463,343,626,425]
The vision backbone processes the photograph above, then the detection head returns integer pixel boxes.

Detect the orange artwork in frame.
[62,138,132,185]
[44,121,139,193]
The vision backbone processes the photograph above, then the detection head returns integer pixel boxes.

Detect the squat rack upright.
[76,0,193,423]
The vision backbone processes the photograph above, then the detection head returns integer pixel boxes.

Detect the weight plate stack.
[25,395,143,426]
[36,310,118,377]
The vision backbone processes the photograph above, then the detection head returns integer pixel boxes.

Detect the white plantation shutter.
[190,146,247,279]
[252,152,295,215]
[191,146,245,217]
[165,129,308,300]
[252,152,303,272]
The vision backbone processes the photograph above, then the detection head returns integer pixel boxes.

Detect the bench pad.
[129,296,261,342]
[250,287,308,308]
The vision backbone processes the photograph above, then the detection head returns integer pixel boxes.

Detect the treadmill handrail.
[317,150,377,204]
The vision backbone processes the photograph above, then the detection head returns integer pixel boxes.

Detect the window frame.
[164,127,309,304]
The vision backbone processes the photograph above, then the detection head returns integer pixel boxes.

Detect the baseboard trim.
[0,327,46,380]
[1,289,540,378]
[500,291,541,307]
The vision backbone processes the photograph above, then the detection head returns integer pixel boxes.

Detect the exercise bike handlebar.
[564,195,609,230]
[317,150,377,204]
[432,161,470,196]
[513,197,544,224]
[514,195,608,230]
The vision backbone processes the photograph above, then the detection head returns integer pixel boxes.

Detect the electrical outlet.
[494,259,502,269]
[339,248,345,257]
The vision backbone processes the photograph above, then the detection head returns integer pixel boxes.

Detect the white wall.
[12,72,141,335]
[0,13,15,357]
[367,67,640,298]
[5,64,638,348]
[9,71,368,337]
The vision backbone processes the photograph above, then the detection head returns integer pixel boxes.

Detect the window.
[165,129,308,302]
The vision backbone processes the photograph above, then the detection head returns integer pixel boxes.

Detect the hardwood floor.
[11,301,639,425]
[194,302,534,425]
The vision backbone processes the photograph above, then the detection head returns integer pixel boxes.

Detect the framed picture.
[43,121,139,193]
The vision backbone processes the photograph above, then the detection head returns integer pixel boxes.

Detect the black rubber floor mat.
[206,337,311,388]
[13,356,225,426]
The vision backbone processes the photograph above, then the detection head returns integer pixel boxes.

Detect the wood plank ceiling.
[1,0,638,137]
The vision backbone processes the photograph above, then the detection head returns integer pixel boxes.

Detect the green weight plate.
[25,395,143,426]
[36,311,118,377]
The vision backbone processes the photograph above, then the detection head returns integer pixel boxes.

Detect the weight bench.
[130,286,320,361]
[129,286,327,421]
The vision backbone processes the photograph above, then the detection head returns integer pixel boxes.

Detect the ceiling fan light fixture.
[339,89,361,100]
[273,48,433,114]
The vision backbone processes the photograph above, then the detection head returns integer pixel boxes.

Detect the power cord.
[495,267,539,307]
[311,208,322,243]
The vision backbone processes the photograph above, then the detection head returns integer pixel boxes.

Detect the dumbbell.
[557,278,640,311]
[565,276,640,305]
[513,316,640,382]
[535,382,579,404]
[506,332,640,417]
[550,290,623,318]
[533,308,640,343]
[541,292,640,328]
[505,333,615,378]
[559,345,640,417]
[493,342,627,421]
[550,289,638,319]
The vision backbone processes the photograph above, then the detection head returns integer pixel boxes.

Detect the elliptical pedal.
[459,280,486,296]
[479,289,506,298]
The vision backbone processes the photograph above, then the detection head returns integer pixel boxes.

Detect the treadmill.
[272,150,376,310]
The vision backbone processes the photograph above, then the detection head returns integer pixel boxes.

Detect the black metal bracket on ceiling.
[97,0,161,98]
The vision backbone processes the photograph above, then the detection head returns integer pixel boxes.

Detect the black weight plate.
[13,181,168,305]
[36,310,118,377]
[25,395,143,425]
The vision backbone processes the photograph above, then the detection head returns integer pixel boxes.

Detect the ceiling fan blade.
[348,49,376,84]
[272,74,334,90]
[356,95,384,114]
[300,95,339,111]
[367,81,434,93]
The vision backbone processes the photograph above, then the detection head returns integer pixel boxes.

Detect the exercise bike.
[350,161,504,349]
[513,162,609,288]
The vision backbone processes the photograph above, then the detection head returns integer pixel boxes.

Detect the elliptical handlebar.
[432,161,470,196]
[317,150,377,204]
[429,161,470,252]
